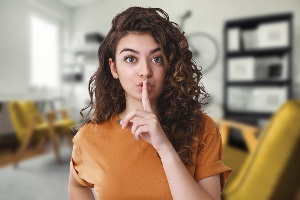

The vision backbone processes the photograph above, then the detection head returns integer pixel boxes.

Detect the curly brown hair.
[81,6,209,165]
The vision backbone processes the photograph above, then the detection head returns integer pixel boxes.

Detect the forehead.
[116,33,160,53]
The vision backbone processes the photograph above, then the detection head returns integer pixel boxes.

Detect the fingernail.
[135,136,139,141]
[146,78,149,84]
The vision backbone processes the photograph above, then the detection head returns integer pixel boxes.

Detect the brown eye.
[124,56,137,63]
[152,56,164,63]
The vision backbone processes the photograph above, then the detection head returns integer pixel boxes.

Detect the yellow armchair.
[8,100,75,167]
[216,100,300,200]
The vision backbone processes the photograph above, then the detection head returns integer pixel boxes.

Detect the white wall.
[0,0,30,96]
[0,0,72,98]
[0,0,72,134]
[71,0,300,117]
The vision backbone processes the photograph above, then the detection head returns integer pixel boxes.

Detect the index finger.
[142,78,152,112]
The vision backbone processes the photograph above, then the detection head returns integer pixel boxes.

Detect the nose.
[138,59,152,78]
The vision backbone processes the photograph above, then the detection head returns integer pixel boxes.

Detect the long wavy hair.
[81,6,209,165]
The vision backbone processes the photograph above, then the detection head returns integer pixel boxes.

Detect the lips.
[146,84,152,92]
[137,82,152,92]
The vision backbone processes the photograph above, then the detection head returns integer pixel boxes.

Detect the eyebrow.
[119,47,161,55]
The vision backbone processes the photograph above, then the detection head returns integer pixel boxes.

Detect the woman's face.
[109,33,166,105]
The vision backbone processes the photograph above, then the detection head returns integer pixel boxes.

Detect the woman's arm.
[122,79,222,200]
[158,143,221,200]
[68,171,95,200]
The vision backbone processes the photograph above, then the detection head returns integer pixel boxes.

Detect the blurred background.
[0,0,299,199]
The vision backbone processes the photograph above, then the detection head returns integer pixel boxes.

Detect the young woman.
[68,6,231,200]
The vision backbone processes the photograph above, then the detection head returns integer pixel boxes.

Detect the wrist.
[156,141,176,159]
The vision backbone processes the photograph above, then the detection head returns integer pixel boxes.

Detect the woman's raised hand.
[121,79,171,151]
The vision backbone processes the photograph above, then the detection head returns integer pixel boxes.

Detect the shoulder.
[199,113,220,142]
[72,121,110,144]
[202,114,218,134]
[196,114,222,157]
[72,122,95,144]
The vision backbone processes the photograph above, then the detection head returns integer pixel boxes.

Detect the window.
[30,14,60,89]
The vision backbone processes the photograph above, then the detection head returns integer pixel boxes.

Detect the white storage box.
[228,57,256,81]
[227,87,253,111]
[257,21,289,49]
[252,87,287,112]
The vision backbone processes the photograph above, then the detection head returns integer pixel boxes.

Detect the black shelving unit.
[223,13,293,129]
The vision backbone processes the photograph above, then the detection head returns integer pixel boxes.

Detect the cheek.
[114,61,134,78]
[156,70,166,90]
[117,70,135,90]
[117,69,135,82]
[157,69,166,81]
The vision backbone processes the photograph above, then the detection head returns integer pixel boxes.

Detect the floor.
[0,142,73,200]
[0,134,73,167]
[0,148,45,168]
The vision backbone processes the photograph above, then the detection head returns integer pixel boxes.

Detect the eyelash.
[124,55,137,63]
[124,55,164,64]
[151,56,164,63]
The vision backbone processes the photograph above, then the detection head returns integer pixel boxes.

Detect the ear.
[109,58,119,79]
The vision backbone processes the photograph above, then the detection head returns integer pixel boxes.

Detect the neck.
[118,98,157,119]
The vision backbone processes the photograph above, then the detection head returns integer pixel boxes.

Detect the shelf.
[225,13,292,28]
[226,47,291,57]
[223,13,293,125]
[225,111,273,118]
[226,80,291,86]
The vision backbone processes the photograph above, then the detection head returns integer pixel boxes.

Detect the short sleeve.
[194,116,232,191]
[70,136,94,188]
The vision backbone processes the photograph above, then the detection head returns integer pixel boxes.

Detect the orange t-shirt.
[70,114,231,199]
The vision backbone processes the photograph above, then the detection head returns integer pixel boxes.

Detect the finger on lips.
[142,79,147,111]
[142,78,152,112]
[122,78,151,128]
[120,78,152,141]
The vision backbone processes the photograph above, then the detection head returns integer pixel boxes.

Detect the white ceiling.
[57,0,100,8]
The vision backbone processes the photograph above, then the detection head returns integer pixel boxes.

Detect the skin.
[69,33,221,200]
[110,33,166,117]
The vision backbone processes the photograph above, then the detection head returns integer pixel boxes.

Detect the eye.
[151,56,164,64]
[124,55,137,63]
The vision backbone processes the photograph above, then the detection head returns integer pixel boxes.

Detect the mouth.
[137,81,153,92]
[137,81,152,87]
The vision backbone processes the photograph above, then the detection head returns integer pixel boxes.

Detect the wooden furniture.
[216,100,300,199]
[217,118,259,152]
[8,100,75,167]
